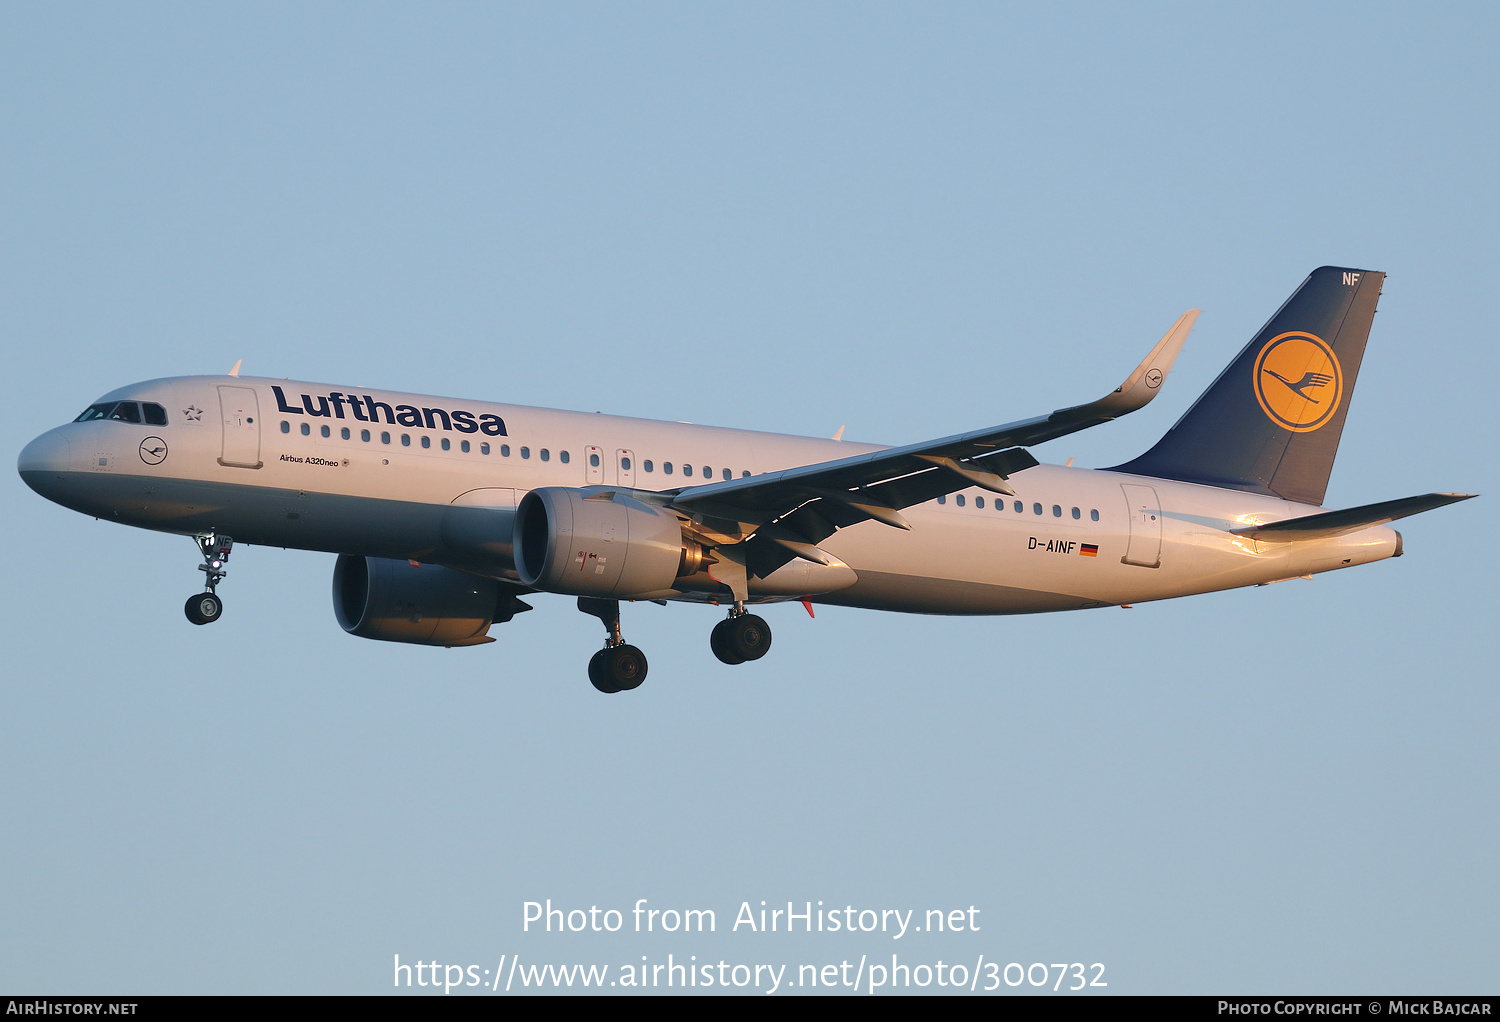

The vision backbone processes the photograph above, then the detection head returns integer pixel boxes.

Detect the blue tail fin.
[1111,266,1383,505]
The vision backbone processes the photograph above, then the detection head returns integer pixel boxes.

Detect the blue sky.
[2,3,1495,994]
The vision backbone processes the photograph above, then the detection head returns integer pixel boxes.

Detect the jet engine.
[333,555,528,646]
[513,487,701,598]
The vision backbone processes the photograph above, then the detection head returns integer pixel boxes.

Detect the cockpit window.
[74,403,114,422]
[73,401,167,425]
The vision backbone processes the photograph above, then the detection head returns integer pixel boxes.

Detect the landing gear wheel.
[729,614,772,661]
[712,614,772,664]
[589,645,648,693]
[710,619,747,665]
[611,645,647,690]
[588,649,621,693]
[185,592,223,625]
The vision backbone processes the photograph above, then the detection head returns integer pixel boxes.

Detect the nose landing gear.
[578,597,648,694]
[185,532,232,626]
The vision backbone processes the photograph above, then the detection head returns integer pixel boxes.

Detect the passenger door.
[218,386,262,468]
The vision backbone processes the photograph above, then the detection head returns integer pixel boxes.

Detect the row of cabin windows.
[284,419,496,454]
[280,420,754,478]
[937,493,1101,521]
[640,460,750,480]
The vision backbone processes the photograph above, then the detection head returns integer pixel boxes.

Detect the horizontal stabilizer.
[1234,492,1476,542]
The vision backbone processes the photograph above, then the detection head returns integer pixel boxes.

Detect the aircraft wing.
[659,310,1199,578]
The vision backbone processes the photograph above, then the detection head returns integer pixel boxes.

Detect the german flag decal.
[1080,544,1099,557]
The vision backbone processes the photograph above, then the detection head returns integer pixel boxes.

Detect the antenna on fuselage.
[227,360,242,377]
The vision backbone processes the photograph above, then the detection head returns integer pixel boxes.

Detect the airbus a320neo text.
[19,267,1472,692]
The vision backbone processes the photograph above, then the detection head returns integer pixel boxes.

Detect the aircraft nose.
[18,428,72,495]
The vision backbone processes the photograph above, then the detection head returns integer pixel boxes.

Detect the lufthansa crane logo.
[139,436,168,465]
[1252,331,1343,432]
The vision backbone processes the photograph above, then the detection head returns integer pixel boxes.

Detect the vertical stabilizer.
[1111,266,1383,505]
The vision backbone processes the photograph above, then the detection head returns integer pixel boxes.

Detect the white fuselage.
[19,374,1400,614]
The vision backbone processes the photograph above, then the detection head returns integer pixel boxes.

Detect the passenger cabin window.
[281,421,290,433]
[361,429,371,442]
[420,436,430,448]
[540,449,549,462]
[722,468,731,480]
[1071,507,1080,519]
[560,450,570,464]
[663,462,673,475]
[1091,509,1100,522]
[976,496,985,508]
[460,440,470,453]
[955,494,965,507]
[341,427,351,440]
[481,442,491,455]
[937,495,946,505]
[644,460,654,472]
[441,438,450,451]
[300,422,310,435]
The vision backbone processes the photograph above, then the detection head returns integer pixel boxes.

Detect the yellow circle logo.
[1252,331,1342,432]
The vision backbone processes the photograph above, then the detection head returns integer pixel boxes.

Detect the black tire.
[185,592,222,625]
[588,649,621,693]
[609,645,648,691]
[730,614,772,661]
[710,619,747,665]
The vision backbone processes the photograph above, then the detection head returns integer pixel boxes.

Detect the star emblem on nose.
[182,405,203,421]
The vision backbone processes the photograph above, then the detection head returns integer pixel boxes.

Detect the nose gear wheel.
[184,531,233,625]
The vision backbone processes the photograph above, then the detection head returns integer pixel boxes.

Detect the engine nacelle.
[333,555,525,646]
[514,487,689,597]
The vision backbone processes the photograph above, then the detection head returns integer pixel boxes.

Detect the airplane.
[17,266,1474,693]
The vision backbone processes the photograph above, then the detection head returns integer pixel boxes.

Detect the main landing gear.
[184,531,232,626]
[710,607,772,665]
[578,597,647,694]
[575,598,774,693]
